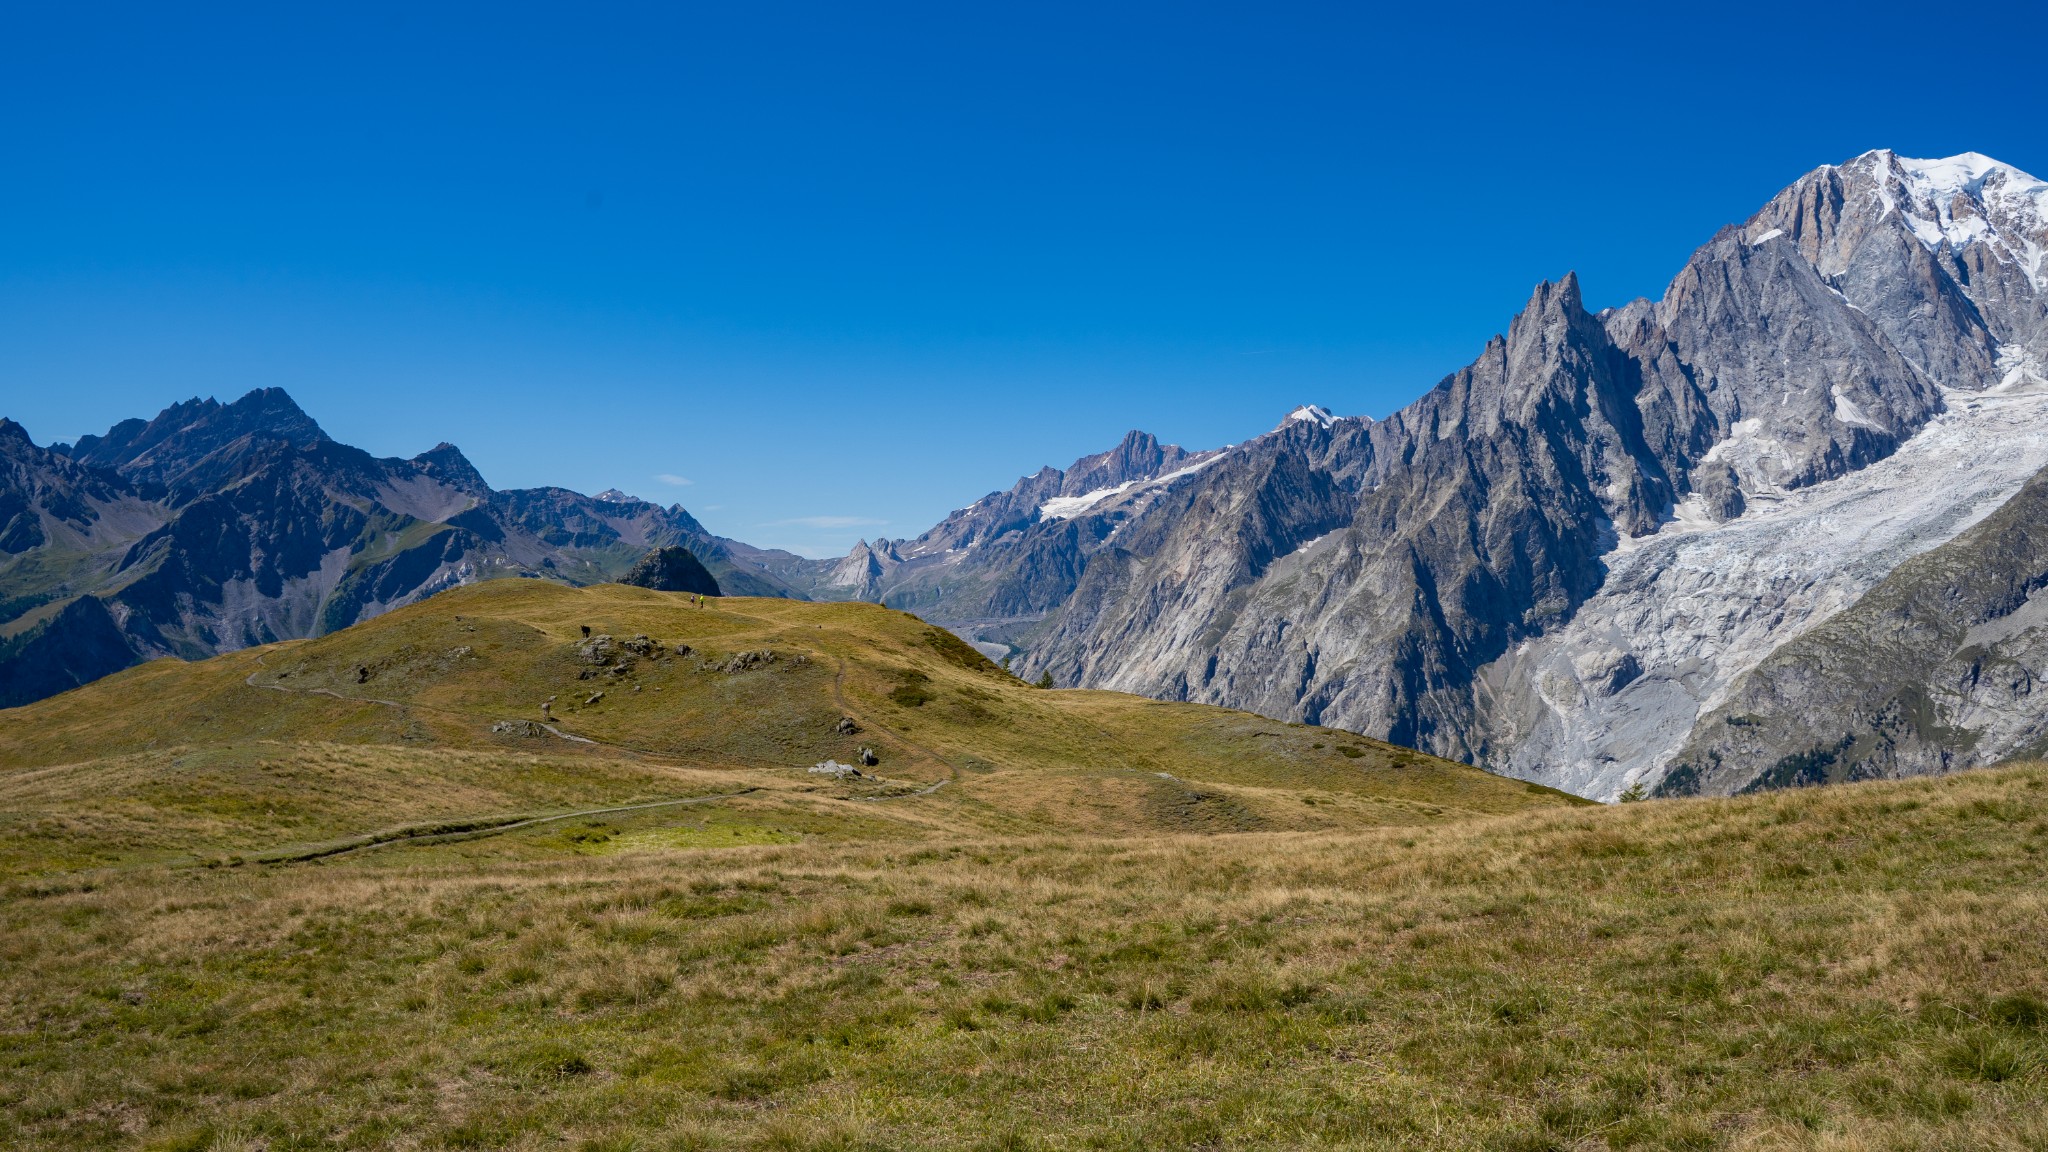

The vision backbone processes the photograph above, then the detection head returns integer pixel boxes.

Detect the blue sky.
[3,2,2043,556]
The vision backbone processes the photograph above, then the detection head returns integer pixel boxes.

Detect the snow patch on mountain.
[1037,451,1230,522]
[1880,151,2048,288]
[1480,376,2048,801]
[1282,404,1336,429]
[1999,344,2048,389]
[1038,482,1140,521]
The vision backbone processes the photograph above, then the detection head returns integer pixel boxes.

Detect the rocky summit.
[0,391,809,706]
[618,545,723,596]
[6,150,2044,800]
[789,150,2048,799]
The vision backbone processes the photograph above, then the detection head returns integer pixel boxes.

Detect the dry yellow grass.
[2,582,2043,1149]
[0,580,1578,877]
[3,765,2046,1149]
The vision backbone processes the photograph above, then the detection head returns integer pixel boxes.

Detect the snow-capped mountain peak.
[1281,404,1336,429]
[1894,151,2044,205]
[1854,150,2048,286]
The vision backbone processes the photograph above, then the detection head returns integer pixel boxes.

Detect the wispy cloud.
[769,515,888,529]
[655,473,694,487]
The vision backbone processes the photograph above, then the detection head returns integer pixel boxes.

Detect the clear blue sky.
[3,2,2042,556]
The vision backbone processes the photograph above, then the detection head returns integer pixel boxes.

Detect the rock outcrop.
[618,546,721,595]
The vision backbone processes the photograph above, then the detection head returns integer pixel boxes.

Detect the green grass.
[1,767,2046,1149]
[0,580,1576,878]
[2,581,2043,1148]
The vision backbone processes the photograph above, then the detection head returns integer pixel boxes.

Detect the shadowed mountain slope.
[0,391,810,706]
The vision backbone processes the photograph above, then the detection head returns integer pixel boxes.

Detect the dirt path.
[253,789,761,864]
[828,656,961,785]
[245,659,608,746]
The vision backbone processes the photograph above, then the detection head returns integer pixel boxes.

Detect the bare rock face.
[838,150,2047,798]
[1746,151,2047,392]
[0,390,791,706]
[1019,234,1947,765]
[618,546,721,596]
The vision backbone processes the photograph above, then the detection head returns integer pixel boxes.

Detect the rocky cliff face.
[774,430,1233,656]
[16,150,2043,786]
[0,390,803,706]
[1662,457,2048,794]
[837,149,2046,797]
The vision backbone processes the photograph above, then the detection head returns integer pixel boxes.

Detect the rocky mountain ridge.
[825,149,2048,797]
[0,390,802,706]
[12,148,2044,799]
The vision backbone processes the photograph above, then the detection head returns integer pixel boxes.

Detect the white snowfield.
[1283,403,1337,428]
[1038,403,1353,523]
[1037,451,1230,522]
[1888,151,2048,289]
[1484,375,2048,802]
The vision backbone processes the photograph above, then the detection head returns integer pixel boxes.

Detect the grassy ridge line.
[2,580,1570,836]
[244,788,762,866]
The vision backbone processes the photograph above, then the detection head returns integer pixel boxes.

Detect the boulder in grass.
[618,546,721,596]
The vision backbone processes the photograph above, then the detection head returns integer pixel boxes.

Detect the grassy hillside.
[0,580,1575,876]
[4,581,2046,1149]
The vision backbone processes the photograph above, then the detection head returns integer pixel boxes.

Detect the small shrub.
[890,670,934,708]
[1990,992,2048,1030]
[1941,1031,2035,1082]
[1491,991,1549,1025]
[506,1041,594,1079]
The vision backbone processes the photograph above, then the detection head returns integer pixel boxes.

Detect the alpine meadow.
[8,4,2048,1149]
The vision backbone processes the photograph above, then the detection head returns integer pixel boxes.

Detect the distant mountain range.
[6,149,2045,800]
[780,150,2048,798]
[0,390,823,707]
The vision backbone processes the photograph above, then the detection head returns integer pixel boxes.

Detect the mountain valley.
[6,148,2048,1151]
[6,150,2047,804]
[790,150,2048,799]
